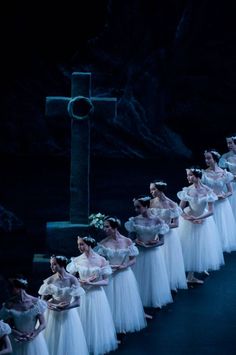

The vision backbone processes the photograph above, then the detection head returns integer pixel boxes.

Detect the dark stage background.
[0,0,236,305]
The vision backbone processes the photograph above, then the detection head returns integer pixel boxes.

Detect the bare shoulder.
[221,152,231,159]
[99,237,110,246]
[166,198,177,208]
[69,274,79,285]
[125,237,133,246]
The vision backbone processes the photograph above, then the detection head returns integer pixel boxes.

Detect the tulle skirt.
[133,246,173,308]
[214,198,236,252]
[44,308,88,355]
[179,216,224,272]
[229,182,236,221]
[78,286,117,355]
[11,333,49,355]
[163,229,188,290]
[105,267,147,333]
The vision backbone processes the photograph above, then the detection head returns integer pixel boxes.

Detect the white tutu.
[219,153,236,220]
[67,255,118,355]
[79,288,118,355]
[44,308,88,355]
[149,205,187,291]
[163,229,187,290]
[105,267,147,333]
[213,198,236,252]
[178,215,224,272]
[202,168,236,252]
[38,278,88,355]
[229,182,236,221]
[95,242,146,333]
[133,246,173,308]
[0,300,49,355]
[11,333,49,355]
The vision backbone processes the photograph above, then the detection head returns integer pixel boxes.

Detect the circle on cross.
[67,96,94,120]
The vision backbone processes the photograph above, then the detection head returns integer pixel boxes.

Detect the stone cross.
[45,72,117,254]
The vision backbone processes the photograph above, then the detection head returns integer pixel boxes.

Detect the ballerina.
[66,236,118,355]
[219,134,236,219]
[177,167,224,284]
[0,276,49,355]
[0,320,12,354]
[125,196,173,308]
[150,181,187,291]
[95,216,147,334]
[202,149,236,252]
[38,255,88,355]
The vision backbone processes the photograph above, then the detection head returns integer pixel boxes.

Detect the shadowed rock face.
[1,0,235,159]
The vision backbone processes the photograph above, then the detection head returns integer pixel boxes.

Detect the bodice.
[177,186,217,216]
[66,255,112,284]
[202,169,233,195]
[95,243,139,266]
[0,299,46,333]
[150,205,182,224]
[38,279,84,303]
[0,320,11,338]
[124,216,169,243]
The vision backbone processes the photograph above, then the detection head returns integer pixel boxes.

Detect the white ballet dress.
[0,299,49,355]
[150,206,187,290]
[125,216,173,308]
[219,152,236,220]
[66,255,118,355]
[38,280,88,355]
[177,186,224,272]
[202,169,236,252]
[95,243,147,333]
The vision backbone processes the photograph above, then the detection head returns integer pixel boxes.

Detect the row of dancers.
[0,134,236,355]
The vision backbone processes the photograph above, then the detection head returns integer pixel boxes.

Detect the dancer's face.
[134,200,146,214]
[186,170,197,184]
[150,183,160,198]
[204,152,215,167]
[77,238,89,253]
[103,221,114,236]
[226,138,236,152]
[50,258,60,273]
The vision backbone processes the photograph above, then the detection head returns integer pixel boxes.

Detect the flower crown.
[15,278,28,285]
[205,150,221,158]
[51,255,68,262]
[89,212,106,229]
[83,236,96,244]
[187,168,202,174]
[133,196,151,202]
[154,181,167,187]
[105,216,121,227]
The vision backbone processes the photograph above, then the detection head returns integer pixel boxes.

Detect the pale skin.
[226,137,236,154]
[204,151,233,199]
[150,183,179,228]
[76,238,109,287]
[3,288,46,343]
[101,220,136,271]
[0,335,12,354]
[41,258,81,311]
